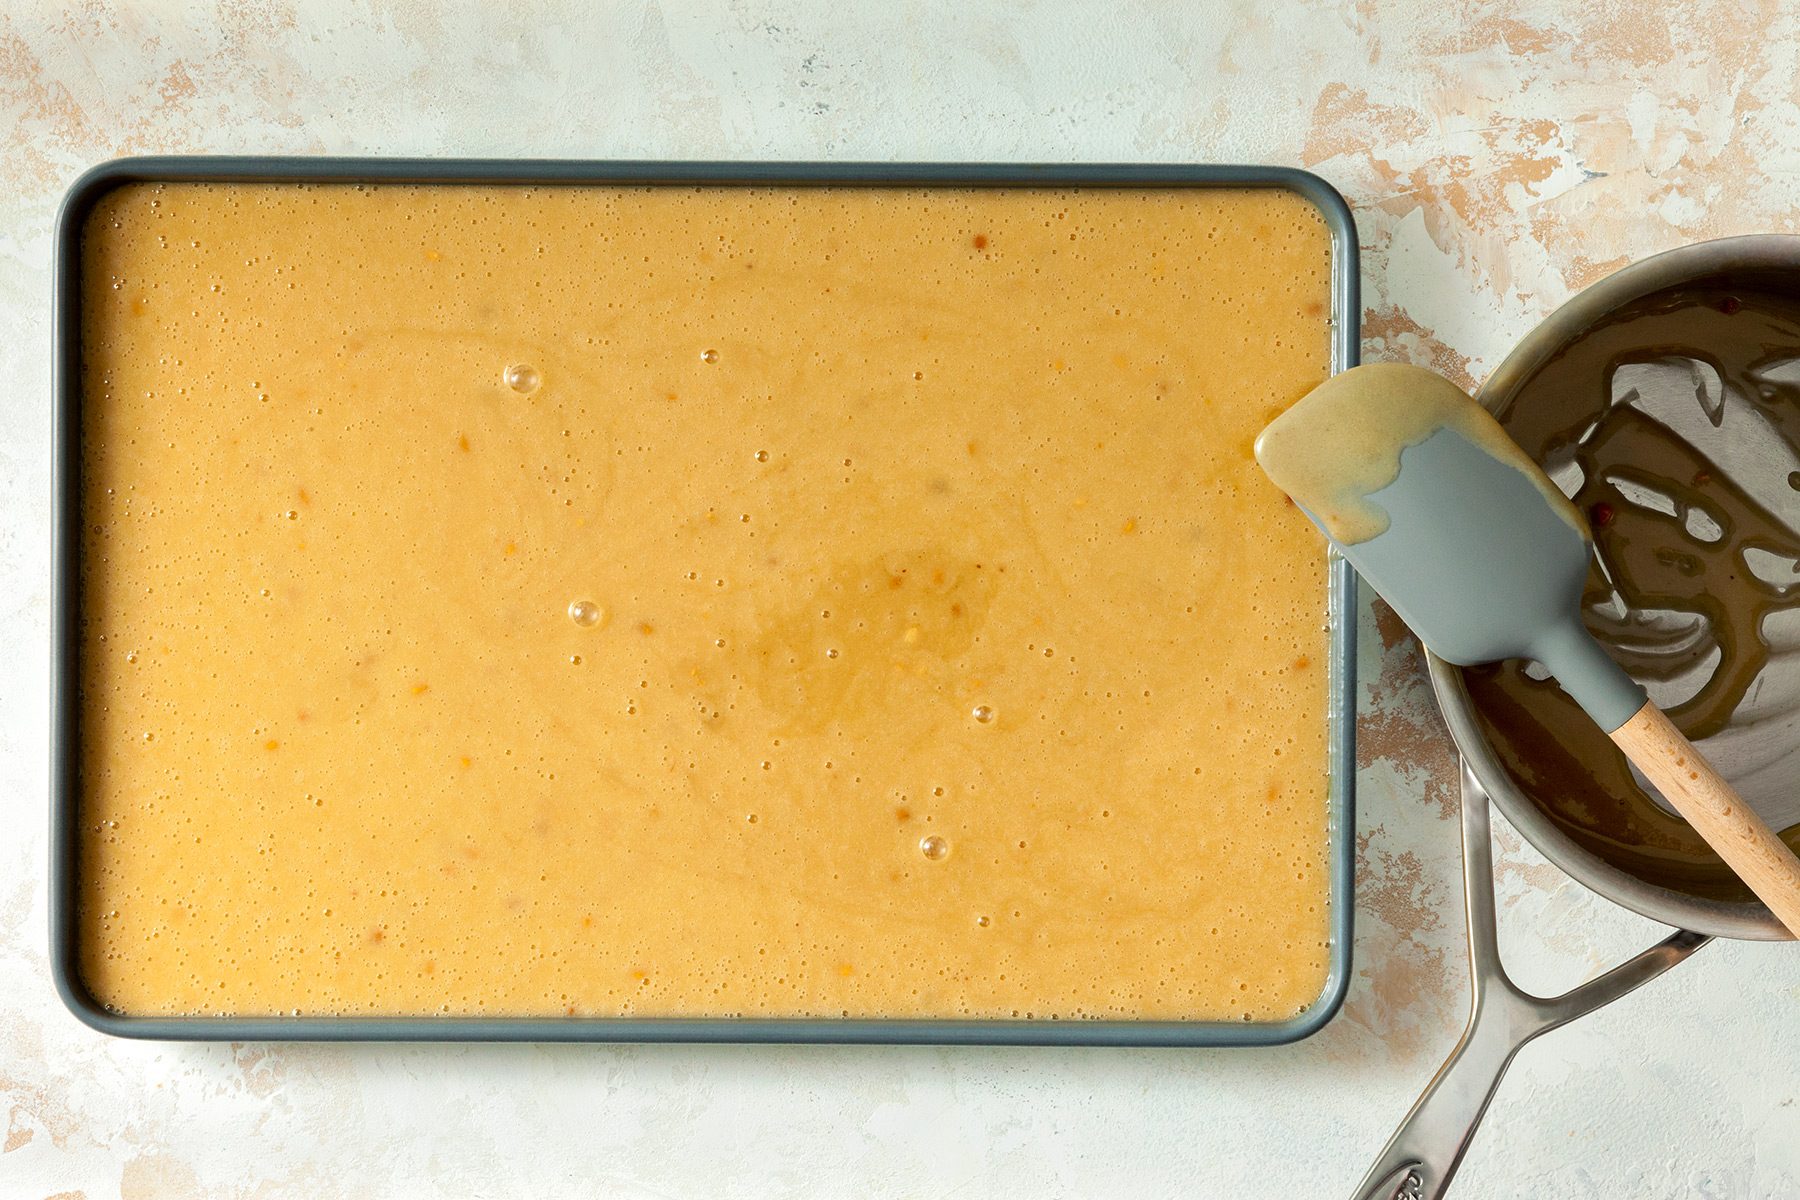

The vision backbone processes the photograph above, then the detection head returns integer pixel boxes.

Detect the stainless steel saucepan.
[1351,236,1800,1200]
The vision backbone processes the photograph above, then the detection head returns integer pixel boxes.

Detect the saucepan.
[1351,235,1800,1200]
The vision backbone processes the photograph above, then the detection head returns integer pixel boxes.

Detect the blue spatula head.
[1255,363,1646,732]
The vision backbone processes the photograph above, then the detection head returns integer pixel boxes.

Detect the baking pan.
[50,157,1359,1044]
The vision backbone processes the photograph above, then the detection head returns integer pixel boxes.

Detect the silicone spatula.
[1256,362,1800,938]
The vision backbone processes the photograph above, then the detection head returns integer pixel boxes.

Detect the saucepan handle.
[1347,764,1710,1200]
[1346,988,1537,1200]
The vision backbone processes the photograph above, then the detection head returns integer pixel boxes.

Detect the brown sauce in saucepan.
[1466,275,1800,902]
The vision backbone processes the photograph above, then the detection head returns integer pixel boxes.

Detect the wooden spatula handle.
[1610,701,1800,939]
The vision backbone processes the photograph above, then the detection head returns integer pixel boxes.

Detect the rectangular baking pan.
[50,157,1359,1044]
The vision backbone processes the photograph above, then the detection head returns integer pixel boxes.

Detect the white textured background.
[4,2,1799,1197]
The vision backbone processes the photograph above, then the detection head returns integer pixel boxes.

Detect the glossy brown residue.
[1466,279,1800,902]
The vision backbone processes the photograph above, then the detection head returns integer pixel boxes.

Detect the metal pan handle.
[1348,762,1710,1200]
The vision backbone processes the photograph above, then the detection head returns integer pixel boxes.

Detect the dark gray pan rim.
[51,158,1359,1044]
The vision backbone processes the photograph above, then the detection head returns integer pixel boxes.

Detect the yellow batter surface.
[77,182,1334,1021]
